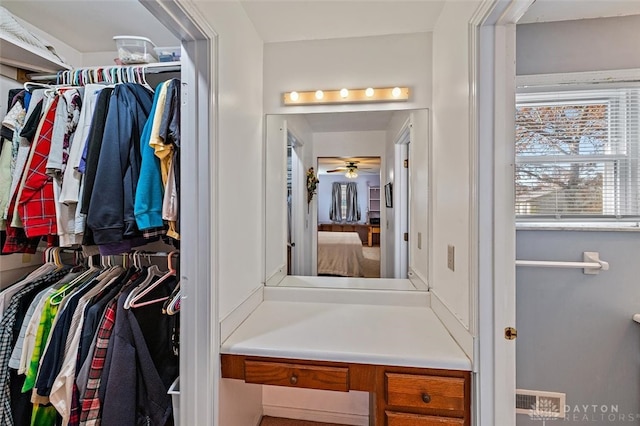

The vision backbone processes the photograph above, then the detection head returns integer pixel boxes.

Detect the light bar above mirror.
[283,87,410,105]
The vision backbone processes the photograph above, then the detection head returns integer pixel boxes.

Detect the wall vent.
[516,389,565,419]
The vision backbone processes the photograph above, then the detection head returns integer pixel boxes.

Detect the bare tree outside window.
[516,89,640,222]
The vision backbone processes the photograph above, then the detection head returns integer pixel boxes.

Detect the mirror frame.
[263,108,431,291]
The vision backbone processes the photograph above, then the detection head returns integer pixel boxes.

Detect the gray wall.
[517,15,640,75]
[516,231,640,424]
[516,14,640,425]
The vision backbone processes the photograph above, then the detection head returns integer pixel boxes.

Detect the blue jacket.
[134,82,165,230]
[87,84,153,245]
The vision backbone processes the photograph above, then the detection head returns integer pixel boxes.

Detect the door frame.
[474,0,534,424]
[287,127,306,275]
[139,1,217,425]
[393,119,410,279]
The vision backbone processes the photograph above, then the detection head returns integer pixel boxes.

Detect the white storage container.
[168,377,180,425]
[113,36,157,64]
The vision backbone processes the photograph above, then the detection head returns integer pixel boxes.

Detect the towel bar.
[516,252,609,275]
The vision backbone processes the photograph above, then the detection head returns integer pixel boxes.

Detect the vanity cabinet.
[221,355,471,426]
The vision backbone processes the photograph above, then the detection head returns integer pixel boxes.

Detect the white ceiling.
[519,0,640,24]
[239,1,446,43]
[3,0,639,58]
[1,0,179,53]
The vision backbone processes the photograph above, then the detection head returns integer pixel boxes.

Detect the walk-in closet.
[0,3,212,425]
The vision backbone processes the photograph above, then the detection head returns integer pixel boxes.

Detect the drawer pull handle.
[421,393,431,404]
[290,375,298,385]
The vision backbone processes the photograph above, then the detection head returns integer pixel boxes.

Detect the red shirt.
[18,96,59,238]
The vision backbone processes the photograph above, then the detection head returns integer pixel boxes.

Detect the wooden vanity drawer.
[386,411,464,426]
[385,373,465,412]
[244,360,349,391]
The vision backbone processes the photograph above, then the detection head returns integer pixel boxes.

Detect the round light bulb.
[290,91,299,101]
[340,88,349,98]
[365,87,374,97]
[392,87,402,97]
[315,90,324,100]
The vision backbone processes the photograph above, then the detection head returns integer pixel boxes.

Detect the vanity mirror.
[265,109,430,291]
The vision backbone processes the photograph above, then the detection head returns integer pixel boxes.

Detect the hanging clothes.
[0,266,74,426]
[86,83,153,249]
[0,70,183,425]
[134,82,166,232]
[17,94,60,238]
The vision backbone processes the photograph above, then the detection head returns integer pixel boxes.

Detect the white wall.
[313,131,386,160]
[263,32,432,115]
[517,15,640,75]
[194,1,264,321]
[430,0,481,331]
[265,115,288,282]
[317,174,379,224]
[191,2,265,423]
[408,109,429,286]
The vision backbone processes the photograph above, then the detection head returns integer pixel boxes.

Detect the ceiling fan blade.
[326,168,344,173]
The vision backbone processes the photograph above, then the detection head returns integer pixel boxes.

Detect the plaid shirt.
[68,381,81,426]
[1,193,40,254]
[72,269,139,426]
[17,96,59,238]
[0,267,70,426]
[79,299,117,425]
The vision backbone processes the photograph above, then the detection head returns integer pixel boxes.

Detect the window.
[515,88,640,225]
[340,184,347,219]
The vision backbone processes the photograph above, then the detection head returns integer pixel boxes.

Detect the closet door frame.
[140,1,218,425]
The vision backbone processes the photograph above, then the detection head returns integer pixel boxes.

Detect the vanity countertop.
[221,299,472,371]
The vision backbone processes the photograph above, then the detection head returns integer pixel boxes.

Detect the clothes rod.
[35,246,178,257]
[515,251,609,275]
[27,63,181,82]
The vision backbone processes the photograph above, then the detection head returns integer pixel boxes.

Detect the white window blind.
[515,88,640,222]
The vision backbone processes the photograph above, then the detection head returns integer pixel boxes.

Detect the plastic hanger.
[128,251,179,309]
[164,283,181,315]
[23,81,50,92]
[140,66,152,91]
[123,263,164,309]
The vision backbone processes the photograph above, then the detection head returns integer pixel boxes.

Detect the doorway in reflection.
[316,157,381,278]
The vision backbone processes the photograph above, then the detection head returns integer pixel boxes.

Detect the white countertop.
[221,300,472,371]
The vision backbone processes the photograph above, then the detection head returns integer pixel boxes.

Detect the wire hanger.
[128,251,179,309]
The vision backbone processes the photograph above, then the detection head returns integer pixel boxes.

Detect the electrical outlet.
[447,245,455,271]
[417,232,422,249]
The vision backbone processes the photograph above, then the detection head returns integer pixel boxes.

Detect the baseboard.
[430,290,474,361]
[408,267,428,290]
[220,285,264,342]
[265,264,287,286]
[262,405,368,426]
